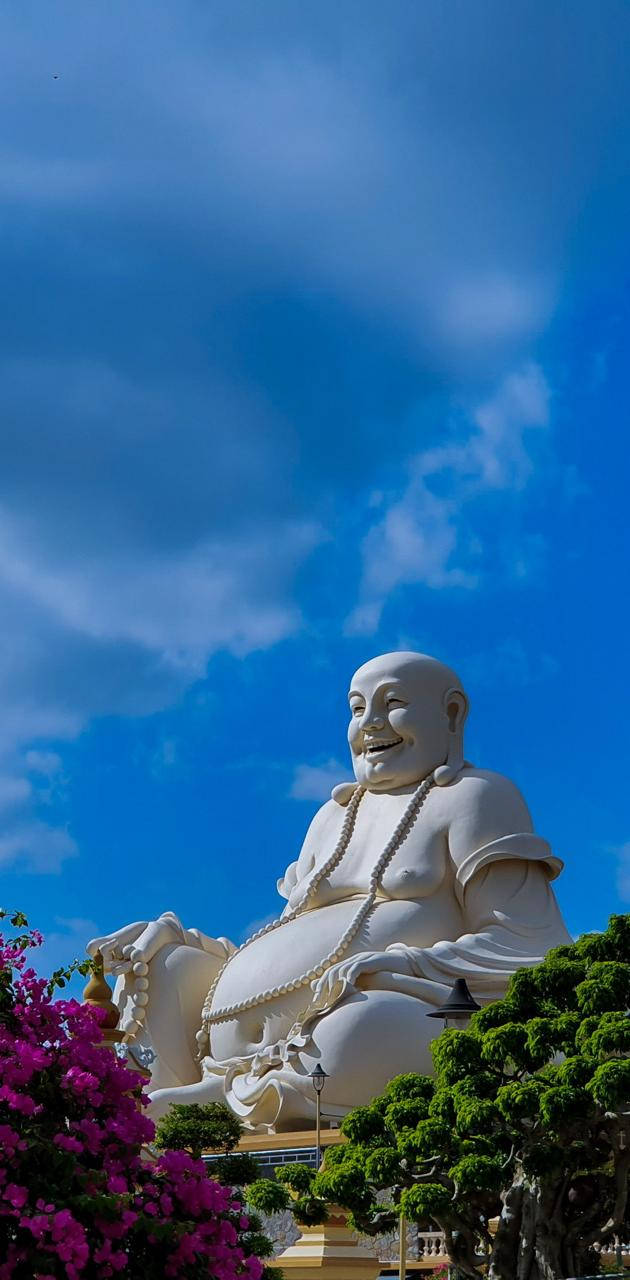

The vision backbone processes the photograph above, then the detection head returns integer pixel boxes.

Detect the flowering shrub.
[0,911,265,1280]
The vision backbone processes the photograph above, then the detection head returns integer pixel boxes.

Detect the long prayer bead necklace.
[197,771,436,1047]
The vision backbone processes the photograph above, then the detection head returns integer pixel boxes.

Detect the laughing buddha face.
[347,651,467,792]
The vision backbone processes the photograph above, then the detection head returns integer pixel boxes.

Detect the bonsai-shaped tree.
[262,913,630,1280]
[0,911,266,1280]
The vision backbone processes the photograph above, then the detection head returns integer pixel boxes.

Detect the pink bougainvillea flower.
[0,922,266,1279]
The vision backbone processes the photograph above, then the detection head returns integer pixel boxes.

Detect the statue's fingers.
[128,919,172,965]
[108,960,133,976]
[86,935,112,958]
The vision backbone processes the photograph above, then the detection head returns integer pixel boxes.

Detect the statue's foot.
[148,1075,227,1123]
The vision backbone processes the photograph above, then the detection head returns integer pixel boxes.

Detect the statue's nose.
[363,711,385,730]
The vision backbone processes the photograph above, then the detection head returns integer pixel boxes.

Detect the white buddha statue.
[88,651,571,1131]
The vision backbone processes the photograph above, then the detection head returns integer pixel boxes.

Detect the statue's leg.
[126,943,222,1092]
[164,990,440,1133]
[301,988,437,1109]
[148,1075,228,1124]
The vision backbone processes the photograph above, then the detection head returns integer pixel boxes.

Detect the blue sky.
[1,1,630,979]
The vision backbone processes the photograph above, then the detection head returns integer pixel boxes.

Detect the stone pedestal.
[277,1207,381,1280]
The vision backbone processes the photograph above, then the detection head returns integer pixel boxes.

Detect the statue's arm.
[277,799,340,911]
[158,912,236,959]
[390,859,572,1001]
[313,771,571,1009]
[384,771,571,999]
[88,910,235,974]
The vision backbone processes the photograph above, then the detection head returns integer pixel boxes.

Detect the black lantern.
[426,978,481,1027]
[310,1063,329,1094]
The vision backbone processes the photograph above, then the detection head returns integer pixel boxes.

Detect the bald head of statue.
[347,651,469,793]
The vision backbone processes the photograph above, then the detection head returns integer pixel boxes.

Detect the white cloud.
[0,510,322,871]
[346,362,551,634]
[0,516,319,670]
[0,775,32,811]
[438,273,551,348]
[0,821,77,874]
[24,750,63,777]
[290,757,349,802]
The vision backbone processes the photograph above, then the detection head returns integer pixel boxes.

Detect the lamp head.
[310,1063,329,1094]
[426,978,481,1026]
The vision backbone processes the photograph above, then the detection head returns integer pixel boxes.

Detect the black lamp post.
[426,977,481,1029]
[309,1063,329,1169]
[426,979,481,1280]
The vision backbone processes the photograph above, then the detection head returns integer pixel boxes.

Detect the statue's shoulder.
[302,795,347,840]
[440,765,533,831]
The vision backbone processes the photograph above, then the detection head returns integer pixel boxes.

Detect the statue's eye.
[386,697,406,708]
[350,704,364,717]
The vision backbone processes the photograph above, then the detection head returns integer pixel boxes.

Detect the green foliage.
[247,1179,292,1215]
[431,1027,482,1082]
[214,1152,263,1186]
[155,1101,243,1158]
[291,913,630,1279]
[400,1182,451,1221]
[291,1195,329,1226]
[340,1101,387,1144]
[363,1145,403,1187]
[587,1058,630,1109]
[447,1154,503,1194]
[275,1163,315,1193]
[313,1154,372,1212]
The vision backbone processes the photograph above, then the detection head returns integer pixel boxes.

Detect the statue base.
[276,1207,381,1280]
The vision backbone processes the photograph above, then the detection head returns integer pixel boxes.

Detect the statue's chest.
[320,799,447,901]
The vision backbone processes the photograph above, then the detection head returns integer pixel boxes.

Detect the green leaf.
[364,1146,403,1188]
[384,1096,431,1131]
[576,962,630,1016]
[397,1118,451,1161]
[341,1101,387,1144]
[400,1182,451,1222]
[276,1163,315,1194]
[431,1028,482,1084]
[587,1059,630,1110]
[539,1084,592,1129]
[480,1022,529,1071]
[448,1154,503,1194]
[247,1180,291,1215]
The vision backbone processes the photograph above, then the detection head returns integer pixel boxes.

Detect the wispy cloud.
[290,757,349,802]
[0,821,77,874]
[345,363,551,635]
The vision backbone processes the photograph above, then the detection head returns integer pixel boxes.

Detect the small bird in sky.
[52,74,59,80]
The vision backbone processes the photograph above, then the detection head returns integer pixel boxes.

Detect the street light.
[309,1063,329,1170]
[426,977,481,1029]
[426,979,481,1280]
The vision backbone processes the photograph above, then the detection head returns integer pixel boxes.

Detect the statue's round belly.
[207,893,461,1062]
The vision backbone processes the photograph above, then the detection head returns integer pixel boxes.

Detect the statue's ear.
[444,688,468,732]
[434,688,468,786]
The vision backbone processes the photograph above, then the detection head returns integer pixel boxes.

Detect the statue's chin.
[355,761,424,793]
[353,748,438,793]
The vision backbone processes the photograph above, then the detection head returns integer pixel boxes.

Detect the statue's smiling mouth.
[364,736,404,756]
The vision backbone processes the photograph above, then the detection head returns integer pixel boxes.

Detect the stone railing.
[416,1231,448,1262]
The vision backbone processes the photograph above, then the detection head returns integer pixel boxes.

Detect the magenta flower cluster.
[0,926,265,1280]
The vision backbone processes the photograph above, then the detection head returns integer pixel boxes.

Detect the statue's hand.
[86,917,180,976]
[310,950,408,1009]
